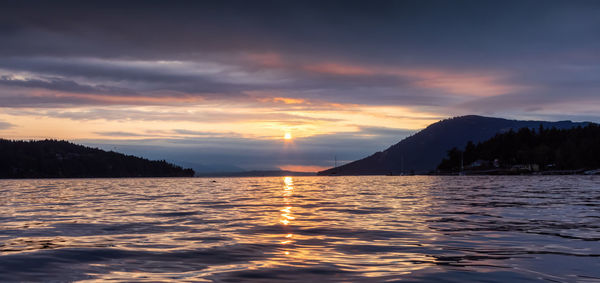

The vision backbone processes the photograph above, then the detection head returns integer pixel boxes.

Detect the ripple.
[0,176,599,281]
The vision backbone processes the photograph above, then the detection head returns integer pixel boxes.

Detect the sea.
[0,176,599,282]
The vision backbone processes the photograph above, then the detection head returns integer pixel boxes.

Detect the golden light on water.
[280,177,294,227]
[280,177,295,248]
[1,176,501,280]
[283,176,293,189]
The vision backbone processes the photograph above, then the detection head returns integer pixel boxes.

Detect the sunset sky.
[1,0,600,172]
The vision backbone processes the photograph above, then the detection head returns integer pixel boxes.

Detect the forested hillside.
[318,115,588,175]
[438,124,600,173]
[0,139,195,178]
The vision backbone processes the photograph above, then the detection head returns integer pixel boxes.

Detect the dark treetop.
[438,124,600,173]
[0,139,195,178]
[318,115,589,175]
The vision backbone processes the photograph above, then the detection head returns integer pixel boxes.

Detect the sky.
[1,0,599,172]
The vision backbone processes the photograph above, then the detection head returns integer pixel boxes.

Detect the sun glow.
[284,132,292,140]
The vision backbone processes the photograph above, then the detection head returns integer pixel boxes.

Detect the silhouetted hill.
[318,115,589,175]
[438,124,600,174]
[0,139,195,178]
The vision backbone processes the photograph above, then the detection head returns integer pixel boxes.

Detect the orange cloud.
[271,97,306,104]
[248,91,355,110]
[303,63,375,76]
[412,73,516,97]
[302,61,522,96]
[244,52,285,67]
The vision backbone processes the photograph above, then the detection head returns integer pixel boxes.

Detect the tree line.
[437,124,600,173]
[0,139,195,178]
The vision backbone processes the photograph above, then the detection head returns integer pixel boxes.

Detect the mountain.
[318,115,589,175]
[0,139,195,178]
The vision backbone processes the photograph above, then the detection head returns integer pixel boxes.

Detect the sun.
[284,132,292,140]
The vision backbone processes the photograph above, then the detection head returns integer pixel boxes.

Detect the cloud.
[0,75,136,95]
[1,106,345,125]
[0,121,14,130]
[357,126,417,137]
[455,84,600,114]
[93,131,150,137]
[2,0,600,170]
[172,129,243,138]
[0,1,598,112]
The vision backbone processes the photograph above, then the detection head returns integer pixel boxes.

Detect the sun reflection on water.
[280,177,295,249]
[1,176,599,281]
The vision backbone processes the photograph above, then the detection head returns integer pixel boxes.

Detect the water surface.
[1,176,599,282]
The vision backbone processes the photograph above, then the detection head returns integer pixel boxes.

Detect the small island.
[0,139,195,178]
[437,124,600,175]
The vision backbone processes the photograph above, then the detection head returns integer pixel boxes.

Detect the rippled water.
[1,176,599,282]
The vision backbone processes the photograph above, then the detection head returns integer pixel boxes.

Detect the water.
[1,176,599,282]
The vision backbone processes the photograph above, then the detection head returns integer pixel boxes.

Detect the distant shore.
[321,169,600,176]
[434,170,599,176]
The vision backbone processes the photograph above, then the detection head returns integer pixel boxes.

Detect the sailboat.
[330,155,338,175]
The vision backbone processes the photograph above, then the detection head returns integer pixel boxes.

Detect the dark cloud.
[0,0,598,110]
[0,120,14,130]
[455,86,600,114]
[2,1,598,63]
[0,57,264,96]
[0,75,137,95]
